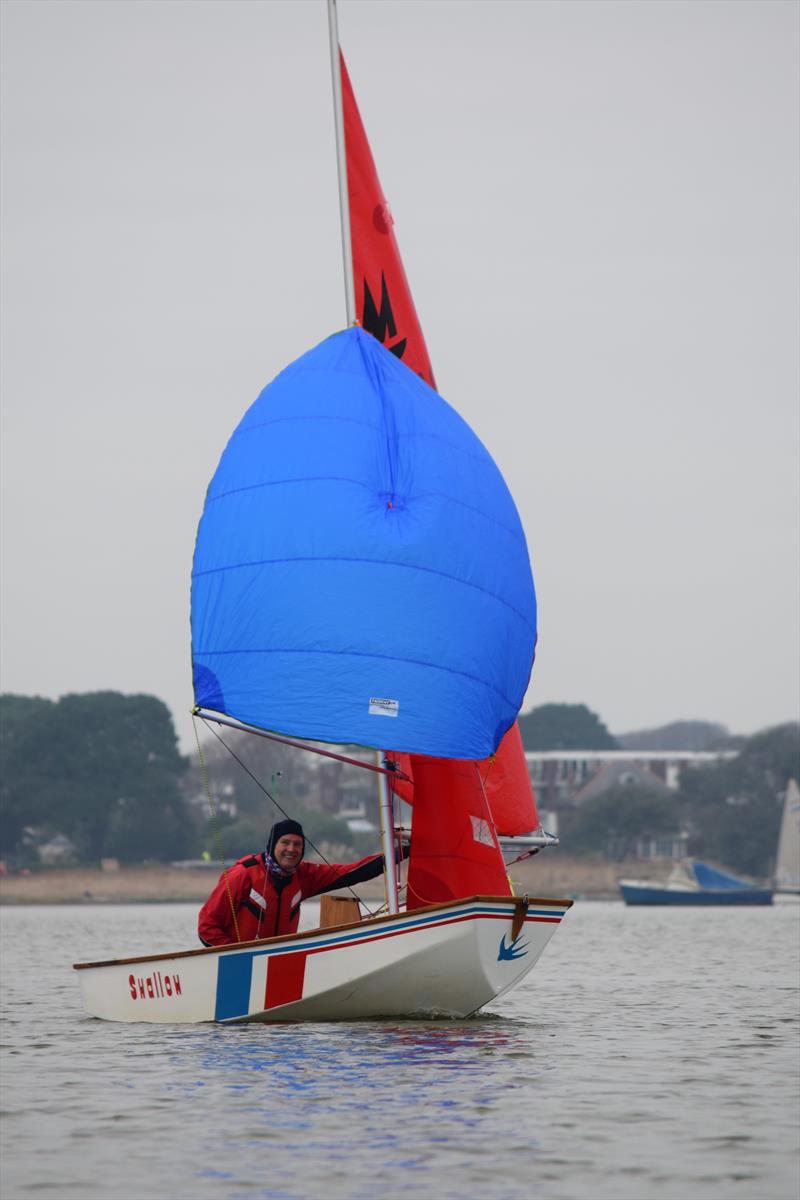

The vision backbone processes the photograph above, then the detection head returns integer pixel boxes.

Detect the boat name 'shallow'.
[128,971,183,1001]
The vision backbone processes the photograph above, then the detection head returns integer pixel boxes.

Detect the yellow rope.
[192,711,241,943]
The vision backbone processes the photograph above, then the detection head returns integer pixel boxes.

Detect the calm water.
[1,900,798,1200]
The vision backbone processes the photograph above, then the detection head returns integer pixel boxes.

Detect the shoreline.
[0,856,666,905]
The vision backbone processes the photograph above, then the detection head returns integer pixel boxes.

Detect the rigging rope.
[198,716,381,918]
[192,713,241,943]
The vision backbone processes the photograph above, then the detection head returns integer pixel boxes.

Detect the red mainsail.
[340,50,538,897]
[341,54,435,389]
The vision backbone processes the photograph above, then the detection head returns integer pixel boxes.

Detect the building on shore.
[525,749,737,811]
[526,750,738,860]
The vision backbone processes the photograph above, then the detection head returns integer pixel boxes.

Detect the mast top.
[327,0,357,326]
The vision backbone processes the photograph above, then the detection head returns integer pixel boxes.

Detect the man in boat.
[198,818,391,945]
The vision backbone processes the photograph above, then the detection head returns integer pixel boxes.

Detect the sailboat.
[73,1,570,1024]
[774,779,800,896]
[618,859,774,906]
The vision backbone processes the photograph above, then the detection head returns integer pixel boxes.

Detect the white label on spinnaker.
[369,697,399,717]
[470,816,495,847]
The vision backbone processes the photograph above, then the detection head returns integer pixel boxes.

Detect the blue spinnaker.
[191,327,536,759]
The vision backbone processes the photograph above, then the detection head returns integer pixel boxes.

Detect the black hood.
[266,818,306,859]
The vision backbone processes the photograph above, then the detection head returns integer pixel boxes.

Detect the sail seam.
[231,412,377,439]
[204,478,527,546]
[194,645,527,710]
[193,556,534,630]
[229,415,500,473]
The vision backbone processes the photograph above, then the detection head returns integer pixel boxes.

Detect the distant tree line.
[0,693,378,868]
[517,704,618,750]
[516,704,742,753]
[2,692,797,880]
[616,720,738,753]
[0,692,191,865]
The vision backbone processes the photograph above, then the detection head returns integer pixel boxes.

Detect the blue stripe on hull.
[215,952,254,1018]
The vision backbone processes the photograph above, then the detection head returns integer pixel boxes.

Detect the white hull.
[74,895,571,1024]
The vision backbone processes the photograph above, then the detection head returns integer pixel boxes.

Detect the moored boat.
[619,859,773,906]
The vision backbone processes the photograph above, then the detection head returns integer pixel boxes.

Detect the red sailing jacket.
[198,851,386,946]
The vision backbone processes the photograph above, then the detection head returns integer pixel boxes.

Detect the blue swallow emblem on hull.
[498,934,529,961]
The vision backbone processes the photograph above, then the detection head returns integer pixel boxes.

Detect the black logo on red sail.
[362,272,407,362]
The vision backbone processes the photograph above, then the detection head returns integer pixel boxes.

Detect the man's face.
[274,834,304,869]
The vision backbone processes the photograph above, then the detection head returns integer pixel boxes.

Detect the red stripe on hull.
[265,952,308,1009]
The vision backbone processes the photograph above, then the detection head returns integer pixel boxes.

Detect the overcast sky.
[2,0,798,752]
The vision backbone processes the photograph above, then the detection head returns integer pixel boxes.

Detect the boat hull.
[74,895,572,1024]
[619,882,773,906]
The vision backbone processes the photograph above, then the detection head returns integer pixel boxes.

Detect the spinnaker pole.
[327,0,356,326]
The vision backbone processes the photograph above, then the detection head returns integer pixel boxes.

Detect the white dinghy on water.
[75,896,570,1024]
[74,1,570,1024]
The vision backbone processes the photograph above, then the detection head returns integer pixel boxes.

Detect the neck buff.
[263,851,297,882]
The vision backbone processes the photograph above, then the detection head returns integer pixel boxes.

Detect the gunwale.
[73,894,573,970]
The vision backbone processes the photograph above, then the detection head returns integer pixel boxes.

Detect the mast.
[327,0,399,912]
[327,0,356,326]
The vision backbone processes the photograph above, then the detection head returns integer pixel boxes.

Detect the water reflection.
[162,1015,547,1192]
[169,1015,525,1085]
